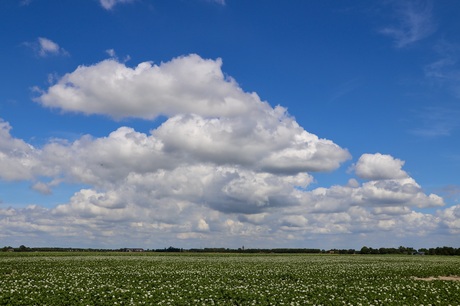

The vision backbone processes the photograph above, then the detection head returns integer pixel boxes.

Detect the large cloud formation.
[1,54,457,248]
[37,55,259,119]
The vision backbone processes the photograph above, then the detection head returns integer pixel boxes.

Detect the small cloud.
[38,37,60,56]
[31,179,62,195]
[207,0,226,5]
[196,219,210,232]
[347,178,360,188]
[31,182,52,195]
[99,0,135,10]
[106,49,116,58]
[26,37,69,57]
[380,0,436,48]
[105,49,130,62]
[352,153,408,181]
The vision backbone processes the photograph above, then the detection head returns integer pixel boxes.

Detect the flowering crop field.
[1,253,459,305]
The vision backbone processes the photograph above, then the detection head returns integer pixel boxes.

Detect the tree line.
[359,246,460,256]
[2,245,460,255]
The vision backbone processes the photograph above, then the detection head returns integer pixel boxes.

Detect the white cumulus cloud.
[0,53,454,248]
[0,120,40,181]
[36,54,260,119]
[34,54,351,179]
[353,153,408,180]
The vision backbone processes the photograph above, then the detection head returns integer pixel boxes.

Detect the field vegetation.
[1,253,459,305]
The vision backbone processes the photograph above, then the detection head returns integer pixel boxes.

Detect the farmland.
[1,253,459,305]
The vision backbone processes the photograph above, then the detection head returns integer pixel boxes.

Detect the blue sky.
[0,0,459,249]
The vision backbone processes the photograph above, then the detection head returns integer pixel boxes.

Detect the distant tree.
[370,248,380,254]
[379,247,388,254]
[18,245,29,252]
[360,246,370,254]
[438,246,455,255]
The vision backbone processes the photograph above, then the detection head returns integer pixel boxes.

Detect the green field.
[1,253,459,305]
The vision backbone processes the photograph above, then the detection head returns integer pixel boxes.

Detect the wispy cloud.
[99,0,135,10]
[20,0,32,6]
[24,37,68,57]
[439,185,460,199]
[424,41,460,98]
[38,37,68,57]
[380,0,436,48]
[99,0,224,11]
[207,0,226,5]
[105,49,131,62]
[409,106,460,138]
[105,49,116,58]
[329,78,363,103]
